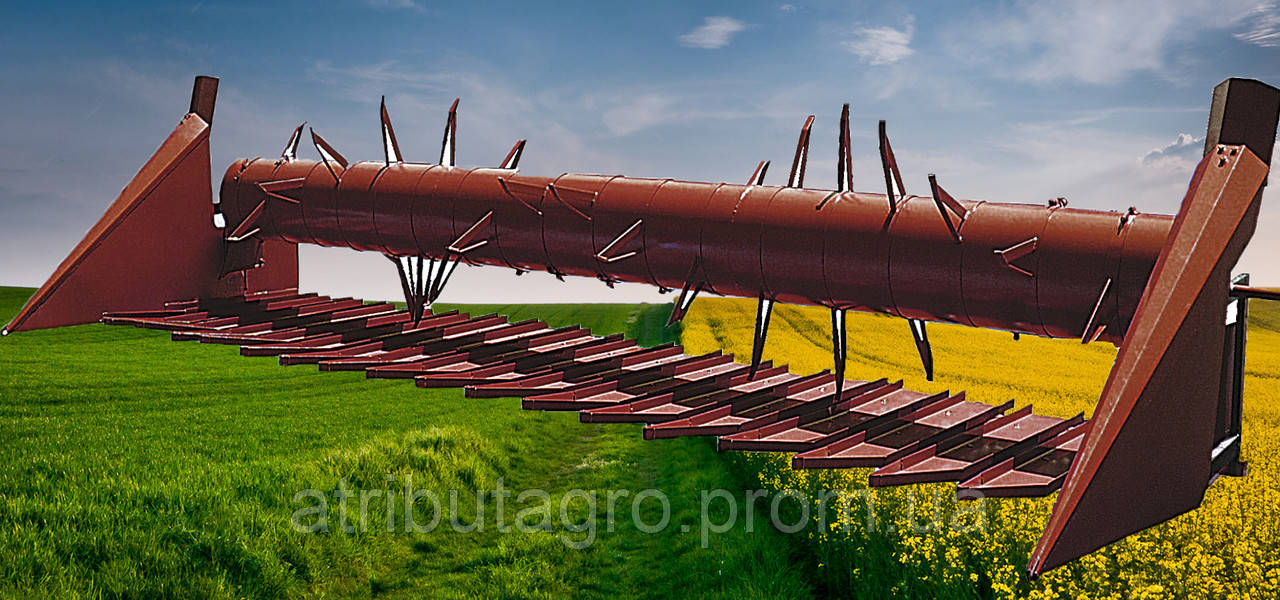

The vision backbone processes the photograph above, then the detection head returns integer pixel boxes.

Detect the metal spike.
[750,294,775,378]
[380,96,402,164]
[310,128,347,182]
[927,174,968,243]
[740,160,770,201]
[440,98,459,167]
[879,120,905,212]
[410,259,422,323]
[428,253,463,302]
[832,307,848,402]
[907,318,934,381]
[389,253,431,325]
[501,139,526,169]
[388,255,419,324]
[415,256,427,323]
[281,122,305,161]
[666,283,701,326]
[750,160,770,185]
[788,115,815,188]
[667,259,705,327]
[837,104,853,193]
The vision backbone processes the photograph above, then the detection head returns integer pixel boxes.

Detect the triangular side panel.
[1030,146,1269,575]
[6,114,247,332]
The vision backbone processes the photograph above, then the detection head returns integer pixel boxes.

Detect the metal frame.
[6,75,1280,577]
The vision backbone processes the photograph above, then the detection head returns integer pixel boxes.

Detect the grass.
[681,297,1280,600]
[6,282,1278,599]
[0,287,808,599]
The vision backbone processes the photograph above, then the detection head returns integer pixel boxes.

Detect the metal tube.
[222,160,1171,344]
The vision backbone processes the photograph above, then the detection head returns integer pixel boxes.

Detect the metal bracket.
[226,200,266,242]
[1214,272,1252,480]
[547,183,596,221]
[596,219,644,263]
[256,177,305,204]
[995,237,1038,277]
[879,120,906,214]
[497,177,545,215]
[928,174,969,243]
[448,211,493,254]
[1081,278,1113,344]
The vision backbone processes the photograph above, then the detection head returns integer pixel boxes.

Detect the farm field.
[0,287,806,599]
[682,297,1280,599]
[3,284,1279,599]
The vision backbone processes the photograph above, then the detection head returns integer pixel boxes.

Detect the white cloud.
[1236,2,1280,46]
[602,94,675,136]
[678,16,746,49]
[581,83,803,139]
[961,0,1259,85]
[945,117,1196,216]
[779,4,797,13]
[841,16,915,66]
[1140,132,1204,168]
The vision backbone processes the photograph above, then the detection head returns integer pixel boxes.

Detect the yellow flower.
[684,298,1280,599]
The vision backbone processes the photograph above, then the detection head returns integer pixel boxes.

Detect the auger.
[5,75,1279,576]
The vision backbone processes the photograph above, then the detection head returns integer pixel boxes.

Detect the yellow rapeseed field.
[682,297,1280,599]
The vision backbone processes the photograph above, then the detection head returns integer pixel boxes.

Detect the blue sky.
[2,1,1279,303]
